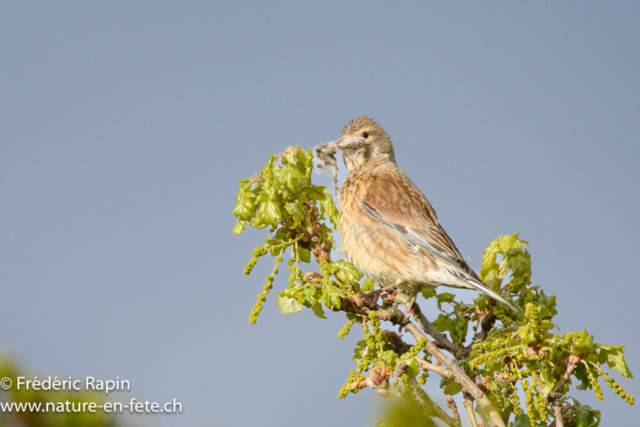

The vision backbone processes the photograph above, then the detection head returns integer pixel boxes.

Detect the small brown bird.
[334,117,517,312]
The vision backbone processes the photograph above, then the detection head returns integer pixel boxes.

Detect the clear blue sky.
[1,2,638,426]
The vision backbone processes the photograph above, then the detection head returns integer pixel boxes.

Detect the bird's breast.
[339,189,430,287]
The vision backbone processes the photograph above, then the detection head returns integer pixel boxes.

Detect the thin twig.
[394,292,470,359]
[446,396,462,426]
[415,356,451,378]
[548,357,579,400]
[463,394,480,427]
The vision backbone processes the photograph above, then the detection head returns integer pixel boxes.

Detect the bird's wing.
[358,172,474,277]
[356,169,519,312]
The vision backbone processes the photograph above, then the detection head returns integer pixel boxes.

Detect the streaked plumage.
[336,117,517,312]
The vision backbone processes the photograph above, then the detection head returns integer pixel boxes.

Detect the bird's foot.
[402,292,418,323]
[364,289,383,307]
[364,280,404,307]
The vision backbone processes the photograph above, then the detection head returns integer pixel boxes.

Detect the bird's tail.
[462,278,521,314]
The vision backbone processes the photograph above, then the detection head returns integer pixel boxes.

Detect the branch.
[402,321,506,427]
[547,357,578,427]
[415,356,451,378]
[548,355,579,401]
[403,322,477,396]
[339,295,504,426]
[339,297,407,325]
[340,292,505,427]
[393,292,469,359]
[338,287,506,426]
[551,400,564,427]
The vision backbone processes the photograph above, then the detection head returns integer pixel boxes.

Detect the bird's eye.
[362,132,369,139]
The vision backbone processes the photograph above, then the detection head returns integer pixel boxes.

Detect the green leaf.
[301,284,320,304]
[260,154,275,176]
[512,414,532,427]
[362,278,375,293]
[265,182,279,201]
[432,314,454,335]
[597,345,634,379]
[406,360,420,378]
[353,340,372,366]
[420,289,436,300]
[321,285,345,309]
[507,251,531,278]
[248,218,268,229]
[436,292,456,309]
[297,246,311,263]
[480,240,500,273]
[498,233,521,256]
[573,329,594,355]
[311,303,326,319]
[539,320,558,330]
[539,365,553,393]
[481,269,502,291]
[574,362,591,390]
[284,201,305,227]
[276,294,303,314]
[283,147,299,165]
[332,260,363,283]
[574,404,601,427]
[439,377,462,395]
[536,291,557,320]
[233,191,258,220]
[257,200,281,226]
[451,316,468,346]
[232,219,246,235]
[280,163,304,191]
[316,188,340,229]
[379,350,399,367]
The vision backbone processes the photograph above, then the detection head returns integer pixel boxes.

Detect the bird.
[334,116,518,313]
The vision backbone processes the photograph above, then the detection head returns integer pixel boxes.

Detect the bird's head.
[337,117,395,170]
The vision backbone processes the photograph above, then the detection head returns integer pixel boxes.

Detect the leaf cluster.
[469,235,633,425]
